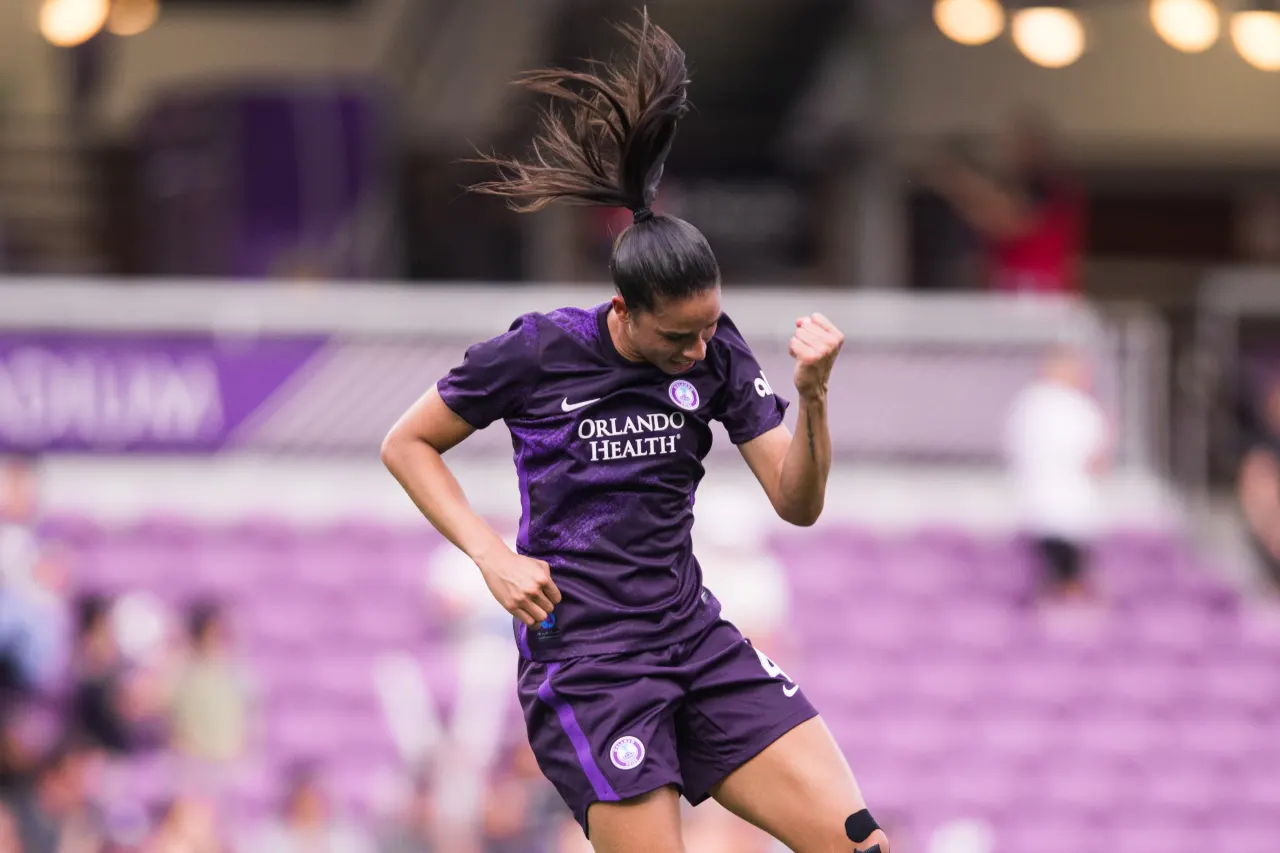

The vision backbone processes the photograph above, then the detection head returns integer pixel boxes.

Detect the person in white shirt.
[1004,347,1110,600]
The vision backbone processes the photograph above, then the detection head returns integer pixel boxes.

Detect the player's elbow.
[778,498,824,528]
[785,510,822,528]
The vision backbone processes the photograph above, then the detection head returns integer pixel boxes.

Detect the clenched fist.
[790,313,844,399]
[476,547,562,627]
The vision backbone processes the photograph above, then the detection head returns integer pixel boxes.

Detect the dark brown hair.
[469,12,719,312]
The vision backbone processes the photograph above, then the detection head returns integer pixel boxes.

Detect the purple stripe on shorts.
[538,663,618,802]
[517,623,531,659]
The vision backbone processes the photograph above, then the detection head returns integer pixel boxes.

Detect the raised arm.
[738,313,843,527]
[930,158,1037,242]
[380,387,560,627]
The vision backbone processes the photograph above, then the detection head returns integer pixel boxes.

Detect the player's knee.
[846,809,889,853]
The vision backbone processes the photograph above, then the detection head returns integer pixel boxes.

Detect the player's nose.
[684,338,707,362]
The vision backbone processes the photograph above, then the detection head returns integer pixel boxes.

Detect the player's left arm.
[739,313,843,527]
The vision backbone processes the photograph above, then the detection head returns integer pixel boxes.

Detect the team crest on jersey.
[668,379,700,411]
[609,735,645,770]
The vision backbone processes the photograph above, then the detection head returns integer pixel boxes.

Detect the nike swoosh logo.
[783,683,799,698]
[561,397,602,413]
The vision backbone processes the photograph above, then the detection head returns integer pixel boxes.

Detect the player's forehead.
[648,288,722,334]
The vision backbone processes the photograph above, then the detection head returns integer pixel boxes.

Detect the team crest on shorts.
[668,379,700,411]
[609,735,645,770]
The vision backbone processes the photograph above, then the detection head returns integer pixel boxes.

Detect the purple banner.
[0,332,1124,462]
[0,335,327,453]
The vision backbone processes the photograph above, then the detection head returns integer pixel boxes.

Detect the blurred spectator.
[0,545,72,697]
[1237,380,1280,589]
[4,736,106,853]
[71,595,166,755]
[421,534,517,852]
[0,458,40,595]
[168,601,251,763]
[71,595,130,751]
[0,802,22,853]
[481,743,560,853]
[0,705,54,794]
[929,111,1085,296]
[1004,348,1109,600]
[249,763,375,853]
[375,771,434,853]
[140,796,224,853]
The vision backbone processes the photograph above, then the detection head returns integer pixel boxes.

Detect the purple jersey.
[437,302,788,661]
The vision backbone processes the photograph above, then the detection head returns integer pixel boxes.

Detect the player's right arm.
[381,383,560,628]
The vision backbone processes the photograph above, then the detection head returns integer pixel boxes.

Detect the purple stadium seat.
[930,602,1027,660]
[1097,656,1204,715]
[1034,762,1138,818]
[1173,716,1270,773]
[1118,603,1226,660]
[1070,716,1174,766]
[1237,601,1280,656]
[1107,820,1204,853]
[931,768,1027,819]
[999,817,1096,853]
[1207,822,1277,853]
[983,714,1081,766]
[1198,660,1280,719]
[1031,603,1118,661]
[907,660,996,714]
[998,658,1096,713]
[1240,762,1280,812]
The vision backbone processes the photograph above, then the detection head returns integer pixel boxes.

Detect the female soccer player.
[381,14,888,853]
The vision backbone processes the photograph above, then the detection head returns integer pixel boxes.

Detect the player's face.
[619,287,722,374]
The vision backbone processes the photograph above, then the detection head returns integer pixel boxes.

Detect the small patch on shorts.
[609,735,645,770]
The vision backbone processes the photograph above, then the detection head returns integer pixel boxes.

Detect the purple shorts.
[517,618,819,834]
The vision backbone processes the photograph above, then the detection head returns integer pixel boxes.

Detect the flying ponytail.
[470,11,720,312]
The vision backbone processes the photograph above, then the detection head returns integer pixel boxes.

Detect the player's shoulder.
[488,305,593,345]
[542,305,604,344]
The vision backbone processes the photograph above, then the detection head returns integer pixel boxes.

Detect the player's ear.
[611,294,633,326]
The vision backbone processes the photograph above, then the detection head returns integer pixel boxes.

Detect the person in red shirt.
[930,113,1085,295]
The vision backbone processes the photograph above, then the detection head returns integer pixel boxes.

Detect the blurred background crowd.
[1,0,1279,851]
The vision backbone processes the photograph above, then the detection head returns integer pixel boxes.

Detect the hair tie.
[632,207,654,224]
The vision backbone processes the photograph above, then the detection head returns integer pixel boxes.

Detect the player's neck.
[606,308,646,363]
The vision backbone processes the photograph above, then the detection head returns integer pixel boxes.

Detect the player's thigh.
[586,785,686,853]
[517,655,684,838]
[709,715,889,853]
[674,622,820,808]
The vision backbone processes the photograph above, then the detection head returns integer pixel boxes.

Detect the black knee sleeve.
[846,809,881,847]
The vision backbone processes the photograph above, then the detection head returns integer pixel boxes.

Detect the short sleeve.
[712,314,789,444]
[436,315,540,429]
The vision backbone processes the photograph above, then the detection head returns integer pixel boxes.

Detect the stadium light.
[39,0,108,47]
[108,0,160,37]
[1011,5,1087,68]
[1151,0,1221,53]
[1231,2,1280,70]
[934,0,1007,46]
